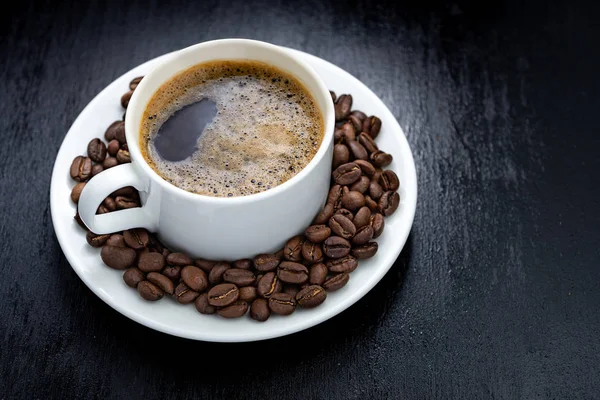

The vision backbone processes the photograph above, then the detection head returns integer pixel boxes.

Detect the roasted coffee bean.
[353,206,371,229]
[121,90,133,109]
[275,248,284,260]
[181,266,209,292]
[370,213,385,238]
[87,138,107,162]
[96,205,109,215]
[174,282,199,304]
[348,140,368,161]
[350,176,370,194]
[334,94,352,121]
[309,263,328,286]
[340,122,356,142]
[329,90,336,102]
[239,286,258,302]
[167,252,193,266]
[123,228,149,249]
[323,272,350,291]
[223,268,256,286]
[218,301,249,318]
[354,159,376,177]
[138,281,163,301]
[107,139,120,156]
[148,234,165,253]
[70,156,93,182]
[103,156,118,169]
[332,144,350,169]
[380,170,400,191]
[257,272,282,298]
[138,252,165,273]
[104,121,124,141]
[111,186,136,197]
[342,190,365,211]
[335,208,354,220]
[74,211,86,229]
[208,262,231,284]
[106,234,125,247]
[70,182,86,203]
[352,242,378,259]
[351,110,367,121]
[137,247,151,257]
[195,293,216,314]
[250,298,270,322]
[358,132,378,154]
[115,128,127,146]
[123,267,145,288]
[362,115,372,134]
[378,191,400,216]
[86,231,110,247]
[333,127,344,143]
[329,214,356,239]
[101,245,137,270]
[162,265,181,281]
[130,76,143,90]
[304,225,331,243]
[352,225,374,245]
[284,235,304,262]
[365,195,379,212]
[208,283,239,307]
[278,261,309,284]
[348,114,363,133]
[268,292,296,315]
[301,241,323,264]
[313,203,334,225]
[229,259,250,270]
[327,255,358,273]
[91,164,104,177]
[327,184,344,210]
[195,258,216,273]
[332,162,361,185]
[116,149,131,164]
[283,284,300,298]
[147,272,174,295]
[369,180,384,200]
[296,285,327,308]
[253,253,280,272]
[368,116,382,138]
[323,236,352,258]
[372,168,383,183]
[114,196,139,209]
[370,151,393,167]
[101,197,116,211]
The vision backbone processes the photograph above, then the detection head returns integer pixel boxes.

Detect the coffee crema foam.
[140,60,324,197]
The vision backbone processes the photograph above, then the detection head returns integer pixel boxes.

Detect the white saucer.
[50,47,417,342]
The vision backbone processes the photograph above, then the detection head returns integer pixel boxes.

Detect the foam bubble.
[141,60,323,197]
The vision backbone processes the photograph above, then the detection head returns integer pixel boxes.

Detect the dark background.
[1,0,599,398]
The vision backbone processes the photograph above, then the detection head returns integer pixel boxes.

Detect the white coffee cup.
[78,39,335,260]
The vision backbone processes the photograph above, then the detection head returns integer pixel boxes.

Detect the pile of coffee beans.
[69,77,401,321]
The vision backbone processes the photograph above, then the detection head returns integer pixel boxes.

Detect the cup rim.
[125,38,335,204]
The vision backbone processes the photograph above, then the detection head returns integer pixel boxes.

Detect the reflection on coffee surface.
[140,60,324,197]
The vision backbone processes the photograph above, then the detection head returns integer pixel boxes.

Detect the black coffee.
[140,60,324,197]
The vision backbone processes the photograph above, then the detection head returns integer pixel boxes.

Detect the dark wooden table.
[2,0,599,398]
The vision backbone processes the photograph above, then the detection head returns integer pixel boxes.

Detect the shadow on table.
[107,234,413,381]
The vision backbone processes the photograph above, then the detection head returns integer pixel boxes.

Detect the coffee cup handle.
[78,163,158,234]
